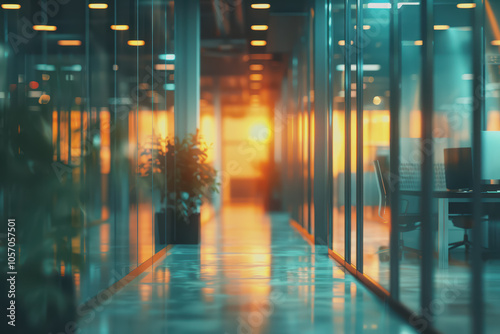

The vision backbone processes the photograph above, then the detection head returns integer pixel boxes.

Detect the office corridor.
[79,204,415,334]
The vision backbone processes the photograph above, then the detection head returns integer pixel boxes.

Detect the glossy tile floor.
[79,203,416,334]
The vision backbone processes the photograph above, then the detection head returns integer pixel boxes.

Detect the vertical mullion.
[355,0,364,273]
[420,0,434,326]
[327,0,334,249]
[389,0,401,300]
[472,0,485,333]
[344,0,352,264]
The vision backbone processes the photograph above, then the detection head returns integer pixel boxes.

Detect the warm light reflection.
[100,110,110,174]
[154,64,175,71]
[1,4,21,9]
[414,40,423,46]
[111,24,129,30]
[33,25,57,31]
[251,40,267,46]
[58,40,82,46]
[89,3,108,9]
[491,40,500,46]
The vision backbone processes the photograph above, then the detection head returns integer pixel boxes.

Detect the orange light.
[414,40,423,46]
[1,4,21,9]
[155,64,175,71]
[89,3,108,9]
[491,40,500,46]
[251,40,267,46]
[457,3,476,9]
[58,40,82,46]
[111,25,129,31]
[251,3,270,9]
[29,81,39,89]
[250,74,263,81]
[127,40,145,46]
[250,83,261,89]
[251,25,268,31]
[434,25,450,30]
[249,64,264,71]
[250,54,272,60]
[33,25,57,31]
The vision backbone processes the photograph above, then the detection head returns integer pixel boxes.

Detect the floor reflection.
[79,203,416,334]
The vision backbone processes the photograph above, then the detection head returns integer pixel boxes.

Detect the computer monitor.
[444,147,473,191]
[482,131,500,181]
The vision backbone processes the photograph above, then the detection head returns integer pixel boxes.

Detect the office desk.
[400,190,500,269]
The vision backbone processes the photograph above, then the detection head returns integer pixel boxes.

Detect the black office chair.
[374,160,422,261]
[448,203,477,255]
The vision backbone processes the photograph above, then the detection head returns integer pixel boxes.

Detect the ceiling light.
[434,25,450,30]
[111,25,129,31]
[251,40,267,46]
[128,40,145,46]
[457,3,476,9]
[250,74,263,81]
[89,3,108,9]
[491,40,500,46]
[251,25,268,31]
[367,3,391,9]
[1,4,21,9]
[58,40,82,46]
[155,64,175,71]
[159,54,176,61]
[250,64,264,71]
[414,40,423,46]
[336,64,381,72]
[251,4,270,9]
[33,25,57,31]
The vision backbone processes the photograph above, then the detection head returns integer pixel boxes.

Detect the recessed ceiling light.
[1,4,21,9]
[250,74,263,81]
[434,25,450,30]
[89,3,108,9]
[250,64,264,71]
[457,3,476,9]
[127,40,145,46]
[33,25,57,31]
[251,4,270,9]
[58,40,82,46]
[251,40,267,46]
[111,25,129,31]
[251,25,268,31]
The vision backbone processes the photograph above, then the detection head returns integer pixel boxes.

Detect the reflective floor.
[79,203,416,333]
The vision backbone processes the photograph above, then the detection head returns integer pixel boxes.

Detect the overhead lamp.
[251,40,267,46]
[1,4,21,9]
[250,74,263,81]
[457,3,476,9]
[336,64,381,72]
[33,25,57,31]
[491,40,500,46]
[155,64,175,71]
[354,25,371,30]
[251,25,268,31]
[89,3,108,9]
[111,25,129,30]
[250,64,264,71]
[127,40,145,46]
[434,25,450,30]
[414,40,423,46]
[159,54,175,61]
[251,3,270,9]
[58,40,82,46]
[366,3,391,9]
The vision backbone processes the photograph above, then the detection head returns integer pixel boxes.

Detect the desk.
[400,190,500,269]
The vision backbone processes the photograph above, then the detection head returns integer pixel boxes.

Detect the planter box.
[155,208,200,245]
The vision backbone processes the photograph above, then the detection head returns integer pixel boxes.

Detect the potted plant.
[138,130,219,244]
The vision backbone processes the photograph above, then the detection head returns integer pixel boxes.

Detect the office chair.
[374,160,422,261]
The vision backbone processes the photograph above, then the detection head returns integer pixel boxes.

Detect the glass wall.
[281,1,498,333]
[0,0,176,313]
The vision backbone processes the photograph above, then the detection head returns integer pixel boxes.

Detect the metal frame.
[344,0,352,264]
